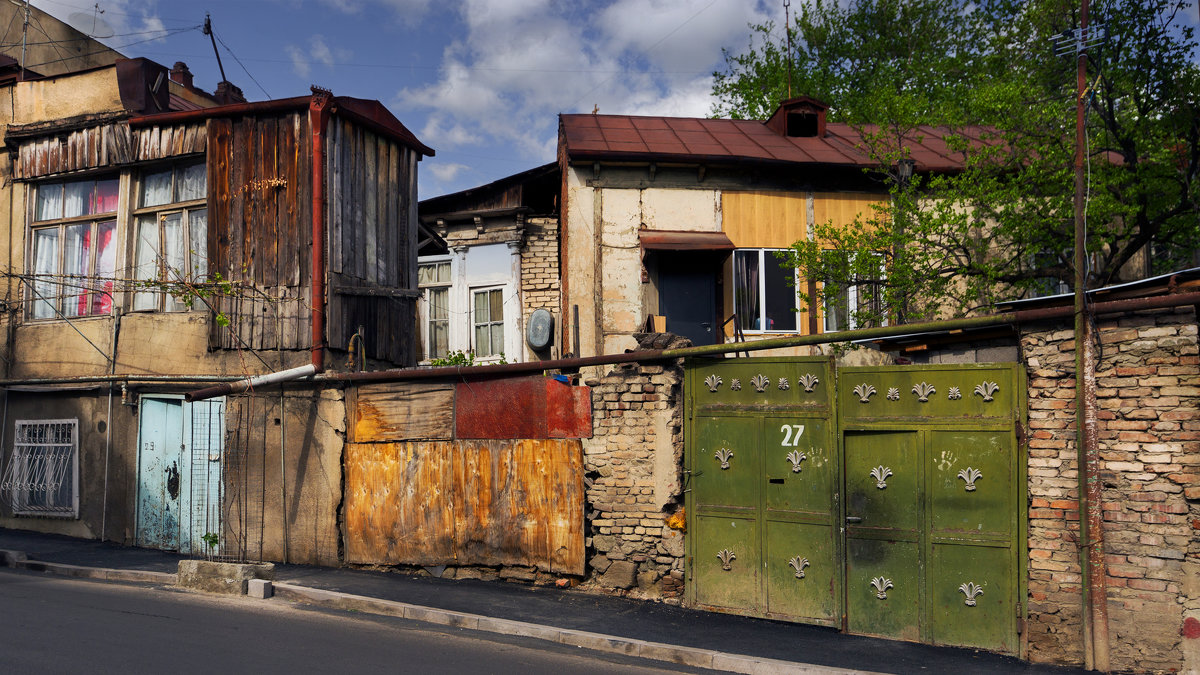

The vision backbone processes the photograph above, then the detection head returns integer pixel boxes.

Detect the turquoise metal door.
[686,357,839,625]
[137,397,186,551]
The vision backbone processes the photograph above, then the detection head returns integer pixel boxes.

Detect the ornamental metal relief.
[778,377,790,391]
[751,374,770,393]
[789,556,810,579]
[974,381,1000,402]
[786,449,808,473]
[959,581,984,606]
[704,374,722,392]
[871,576,894,599]
[730,378,742,391]
[912,382,936,402]
[854,383,877,403]
[957,467,983,491]
[714,448,733,470]
[798,373,820,393]
[886,387,900,401]
[948,386,962,400]
[871,465,893,489]
[717,548,736,571]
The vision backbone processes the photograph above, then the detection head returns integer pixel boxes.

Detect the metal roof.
[560,114,993,172]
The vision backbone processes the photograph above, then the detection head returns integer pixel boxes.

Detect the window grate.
[1,419,79,517]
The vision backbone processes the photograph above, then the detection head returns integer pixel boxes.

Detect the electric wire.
[209,27,269,99]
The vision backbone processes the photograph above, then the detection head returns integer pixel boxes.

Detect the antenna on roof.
[203,13,228,84]
[784,0,793,99]
[592,104,599,114]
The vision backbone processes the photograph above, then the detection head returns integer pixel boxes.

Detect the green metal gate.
[685,359,1026,655]
[685,357,839,625]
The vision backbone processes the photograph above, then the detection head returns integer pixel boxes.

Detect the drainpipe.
[310,87,333,373]
[184,364,316,402]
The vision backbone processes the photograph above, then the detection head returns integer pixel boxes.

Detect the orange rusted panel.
[343,438,584,574]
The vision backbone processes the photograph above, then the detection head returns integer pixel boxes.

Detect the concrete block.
[599,560,637,589]
[177,560,276,595]
[247,579,273,599]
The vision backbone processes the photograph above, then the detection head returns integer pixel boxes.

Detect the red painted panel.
[455,376,592,440]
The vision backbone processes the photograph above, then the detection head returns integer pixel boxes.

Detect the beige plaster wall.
[11,69,124,125]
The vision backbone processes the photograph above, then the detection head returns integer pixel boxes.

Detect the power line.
[210,23,269,99]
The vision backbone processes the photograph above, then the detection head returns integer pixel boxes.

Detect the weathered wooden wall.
[343,439,584,574]
[206,113,313,351]
[327,117,418,365]
[13,121,207,179]
[350,382,455,442]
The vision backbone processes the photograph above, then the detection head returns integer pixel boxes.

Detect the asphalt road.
[0,569,717,675]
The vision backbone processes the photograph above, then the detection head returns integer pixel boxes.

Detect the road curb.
[1,549,176,584]
[272,582,875,675]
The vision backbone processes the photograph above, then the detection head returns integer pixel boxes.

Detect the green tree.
[713,0,1200,327]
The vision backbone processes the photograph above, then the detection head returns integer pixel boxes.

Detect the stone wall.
[581,360,687,600]
[520,216,560,360]
[1020,306,1199,671]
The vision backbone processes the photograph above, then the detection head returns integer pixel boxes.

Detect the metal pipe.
[313,291,1200,384]
[0,374,245,386]
[186,364,316,402]
[309,88,333,373]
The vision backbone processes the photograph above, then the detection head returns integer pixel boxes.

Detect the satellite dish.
[526,309,554,351]
[68,11,116,39]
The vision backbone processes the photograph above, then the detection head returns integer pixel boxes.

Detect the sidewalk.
[0,528,1084,675]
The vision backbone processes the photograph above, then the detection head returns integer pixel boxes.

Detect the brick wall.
[520,216,560,359]
[1020,307,1199,671]
[581,360,687,600]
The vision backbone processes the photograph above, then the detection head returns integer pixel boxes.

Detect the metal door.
[686,357,838,625]
[136,397,186,551]
[839,364,1024,654]
[658,254,720,346]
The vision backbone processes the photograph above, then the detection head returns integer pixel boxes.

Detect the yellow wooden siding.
[721,190,807,248]
[813,192,886,231]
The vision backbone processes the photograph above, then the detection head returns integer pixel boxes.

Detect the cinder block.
[247,579,273,599]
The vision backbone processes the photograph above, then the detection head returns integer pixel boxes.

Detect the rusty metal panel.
[343,439,584,573]
[351,382,454,442]
[456,377,591,439]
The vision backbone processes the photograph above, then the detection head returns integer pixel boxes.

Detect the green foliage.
[429,350,509,366]
[201,532,219,550]
[716,0,1200,327]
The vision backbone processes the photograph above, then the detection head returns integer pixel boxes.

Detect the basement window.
[0,419,79,518]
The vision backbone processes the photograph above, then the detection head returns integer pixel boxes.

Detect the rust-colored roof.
[560,114,989,173]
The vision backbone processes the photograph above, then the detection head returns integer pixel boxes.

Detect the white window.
[734,249,800,333]
[822,252,885,332]
[418,260,451,360]
[132,161,208,311]
[0,419,79,517]
[28,177,119,319]
[472,287,505,356]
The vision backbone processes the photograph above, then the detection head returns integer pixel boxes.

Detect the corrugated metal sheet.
[343,439,584,574]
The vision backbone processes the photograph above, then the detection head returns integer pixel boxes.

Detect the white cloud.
[285,34,347,78]
[396,0,772,167]
[429,162,470,182]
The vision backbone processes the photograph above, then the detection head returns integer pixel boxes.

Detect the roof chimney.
[765,96,829,138]
[214,80,246,105]
[170,62,194,89]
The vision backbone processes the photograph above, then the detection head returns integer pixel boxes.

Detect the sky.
[25,0,780,199]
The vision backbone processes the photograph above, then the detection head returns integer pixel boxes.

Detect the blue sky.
[29,0,778,199]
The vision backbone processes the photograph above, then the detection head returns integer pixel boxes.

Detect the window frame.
[0,419,80,518]
[130,160,208,312]
[418,257,453,361]
[26,177,120,321]
[821,251,887,332]
[733,247,803,334]
[471,285,506,357]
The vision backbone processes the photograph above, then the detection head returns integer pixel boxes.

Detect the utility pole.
[19,0,30,75]
[1069,0,1109,670]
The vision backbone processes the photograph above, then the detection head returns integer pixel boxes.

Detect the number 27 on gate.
[779,424,805,447]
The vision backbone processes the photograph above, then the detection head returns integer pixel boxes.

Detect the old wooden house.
[0,55,432,563]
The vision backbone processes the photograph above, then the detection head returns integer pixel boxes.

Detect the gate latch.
[845,516,863,523]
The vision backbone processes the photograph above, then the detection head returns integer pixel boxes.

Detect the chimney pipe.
[170,61,194,89]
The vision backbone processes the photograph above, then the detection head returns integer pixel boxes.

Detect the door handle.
[846,516,863,523]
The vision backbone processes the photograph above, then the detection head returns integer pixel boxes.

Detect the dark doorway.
[657,253,721,346]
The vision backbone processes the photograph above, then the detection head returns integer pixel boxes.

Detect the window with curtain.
[132,161,208,311]
[472,287,505,356]
[822,252,886,332]
[734,249,800,333]
[418,260,451,360]
[28,177,119,319]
